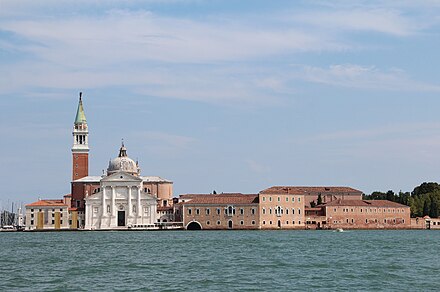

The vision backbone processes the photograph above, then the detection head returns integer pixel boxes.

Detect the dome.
[107,143,140,176]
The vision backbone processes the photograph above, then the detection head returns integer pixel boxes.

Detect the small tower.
[72,92,89,181]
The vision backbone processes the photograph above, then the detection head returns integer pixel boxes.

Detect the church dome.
[107,143,140,176]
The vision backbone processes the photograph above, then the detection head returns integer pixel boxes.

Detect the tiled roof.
[26,199,68,207]
[323,199,409,208]
[180,193,259,205]
[260,186,363,195]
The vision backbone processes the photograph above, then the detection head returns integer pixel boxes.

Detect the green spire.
[75,92,87,124]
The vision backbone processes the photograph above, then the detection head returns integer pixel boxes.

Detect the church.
[72,94,174,230]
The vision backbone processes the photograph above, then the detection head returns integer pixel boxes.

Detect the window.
[269,221,272,225]
[30,220,34,225]
[31,214,34,218]
[269,197,272,202]
[286,209,289,215]
[217,220,221,225]
[52,220,55,224]
[60,220,63,224]
[133,205,136,214]
[206,221,210,225]
[52,213,55,218]
[226,206,235,216]
[292,208,295,215]
[206,208,210,215]
[286,197,289,202]
[269,208,272,215]
[351,219,354,223]
[31,209,34,212]
[292,221,295,225]
[93,207,98,213]
[144,207,149,214]
[217,208,221,215]
[346,219,349,223]
[298,221,301,224]
[262,208,266,215]
[251,208,256,215]
[334,208,337,212]
[365,219,368,223]
[196,208,200,215]
[240,220,244,225]
[262,197,266,202]
[107,205,111,213]
[286,221,289,225]
[298,198,301,202]
[188,208,192,215]
[298,209,301,215]
[240,208,244,215]
[263,220,266,225]
[277,197,280,202]
[252,220,256,225]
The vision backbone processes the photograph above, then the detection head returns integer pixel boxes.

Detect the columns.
[137,186,141,224]
[111,186,115,217]
[128,186,132,217]
[102,187,106,217]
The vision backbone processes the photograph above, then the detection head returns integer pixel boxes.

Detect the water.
[1,230,439,291]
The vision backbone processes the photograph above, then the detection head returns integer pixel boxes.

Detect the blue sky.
[1,0,440,206]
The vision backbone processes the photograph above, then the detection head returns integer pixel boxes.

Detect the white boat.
[336,228,344,232]
[0,225,16,232]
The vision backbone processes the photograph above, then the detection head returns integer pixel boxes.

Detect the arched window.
[107,205,110,213]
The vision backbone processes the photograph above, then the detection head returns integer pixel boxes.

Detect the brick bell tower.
[72,92,89,181]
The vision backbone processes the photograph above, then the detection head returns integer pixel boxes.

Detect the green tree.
[423,199,430,216]
[429,199,439,218]
[310,200,316,208]
[317,194,323,205]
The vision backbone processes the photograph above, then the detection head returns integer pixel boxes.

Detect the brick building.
[177,193,259,230]
[319,199,411,229]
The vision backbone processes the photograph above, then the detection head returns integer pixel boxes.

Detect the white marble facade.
[85,172,157,229]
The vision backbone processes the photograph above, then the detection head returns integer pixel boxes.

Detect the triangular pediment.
[101,171,143,182]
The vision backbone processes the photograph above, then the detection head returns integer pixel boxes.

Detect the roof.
[26,199,68,207]
[141,176,172,183]
[73,176,102,183]
[73,175,172,183]
[323,199,410,208]
[75,96,87,124]
[260,186,363,195]
[180,193,259,205]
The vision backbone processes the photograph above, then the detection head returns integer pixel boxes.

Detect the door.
[228,220,233,229]
[118,211,125,226]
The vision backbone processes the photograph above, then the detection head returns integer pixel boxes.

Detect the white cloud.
[296,64,440,92]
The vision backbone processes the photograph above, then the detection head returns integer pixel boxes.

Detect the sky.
[1,0,440,207]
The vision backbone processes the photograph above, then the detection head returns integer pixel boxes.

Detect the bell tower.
[72,92,89,181]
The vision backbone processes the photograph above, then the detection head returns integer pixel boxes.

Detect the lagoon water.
[1,230,439,291]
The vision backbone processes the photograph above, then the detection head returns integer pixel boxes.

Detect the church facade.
[70,94,173,230]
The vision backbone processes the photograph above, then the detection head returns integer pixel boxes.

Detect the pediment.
[101,171,143,183]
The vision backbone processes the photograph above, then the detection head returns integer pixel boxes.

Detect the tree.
[212,190,217,194]
[413,182,440,197]
[317,194,323,205]
[310,200,316,208]
[429,197,439,218]
[423,199,430,216]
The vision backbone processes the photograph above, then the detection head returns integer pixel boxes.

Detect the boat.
[336,228,344,232]
[0,225,16,232]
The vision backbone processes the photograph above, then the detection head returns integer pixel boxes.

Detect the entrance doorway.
[186,222,202,230]
[117,211,125,226]
[228,220,233,229]
[278,220,281,228]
